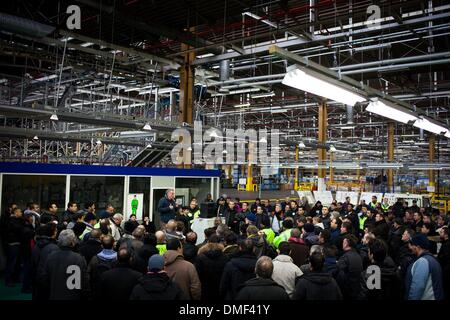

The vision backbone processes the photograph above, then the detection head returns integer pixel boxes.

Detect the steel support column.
[387,122,395,192]
[429,134,436,191]
[317,103,327,190]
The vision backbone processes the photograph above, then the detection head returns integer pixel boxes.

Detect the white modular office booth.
[0,162,221,223]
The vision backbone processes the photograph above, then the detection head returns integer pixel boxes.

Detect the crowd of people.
[0,190,449,300]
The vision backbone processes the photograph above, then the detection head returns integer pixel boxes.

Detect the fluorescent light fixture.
[409,165,443,170]
[142,123,152,131]
[339,125,356,129]
[270,108,288,114]
[366,98,418,124]
[234,103,251,108]
[211,88,260,97]
[251,91,275,99]
[243,12,278,28]
[33,135,39,140]
[366,163,403,169]
[50,114,59,121]
[329,145,337,152]
[298,141,306,148]
[282,65,366,106]
[146,144,152,148]
[80,42,94,47]
[413,117,448,136]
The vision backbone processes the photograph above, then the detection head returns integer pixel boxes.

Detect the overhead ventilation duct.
[0,12,56,38]
[219,60,230,81]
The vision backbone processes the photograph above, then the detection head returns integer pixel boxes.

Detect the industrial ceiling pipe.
[0,12,55,38]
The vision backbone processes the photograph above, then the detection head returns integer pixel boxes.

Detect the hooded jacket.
[130,272,186,300]
[164,250,201,300]
[293,271,343,300]
[195,244,229,301]
[236,277,289,300]
[220,252,257,300]
[272,254,303,298]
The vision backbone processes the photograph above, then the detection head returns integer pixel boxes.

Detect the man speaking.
[158,189,177,229]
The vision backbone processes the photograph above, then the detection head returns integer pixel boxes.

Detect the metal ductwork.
[0,12,55,38]
[219,60,231,81]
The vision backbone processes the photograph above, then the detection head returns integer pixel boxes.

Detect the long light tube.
[366,98,418,124]
[282,65,366,106]
[413,117,448,135]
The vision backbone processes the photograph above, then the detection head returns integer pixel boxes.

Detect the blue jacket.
[405,252,444,300]
[157,197,176,223]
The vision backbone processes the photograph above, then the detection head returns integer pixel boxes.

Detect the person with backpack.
[87,235,117,299]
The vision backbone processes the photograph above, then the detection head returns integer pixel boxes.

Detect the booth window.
[70,176,124,213]
[129,177,151,218]
[1,174,66,214]
[175,177,212,206]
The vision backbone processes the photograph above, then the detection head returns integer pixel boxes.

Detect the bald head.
[255,256,273,279]
[155,231,166,243]
[90,228,102,239]
[166,220,176,231]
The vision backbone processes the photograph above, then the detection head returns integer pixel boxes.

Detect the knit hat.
[99,211,110,219]
[148,254,164,272]
[304,223,315,233]
[410,233,429,250]
[245,212,257,223]
[84,212,96,222]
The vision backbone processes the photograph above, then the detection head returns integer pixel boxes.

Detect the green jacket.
[156,244,167,255]
[262,228,275,245]
[188,209,200,224]
[273,228,292,248]
[359,215,368,231]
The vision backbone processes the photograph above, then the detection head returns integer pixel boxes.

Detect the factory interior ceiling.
[0,0,449,173]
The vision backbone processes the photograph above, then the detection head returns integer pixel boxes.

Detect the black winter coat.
[130,272,186,300]
[6,216,24,244]
[363,258,402,300]
[79,238,103,264]
[220,252,257,300]
[236,278,289,300]
[336,249,364,300]
[31,236,58,300]
[293,272,342,300]
[195,248,229,301]
[99,265,142,300]
[183,242,198,264]
[40,247,89,300]
[372,220,390,242]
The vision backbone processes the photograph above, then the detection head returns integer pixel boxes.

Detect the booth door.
[152,189,167,229]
